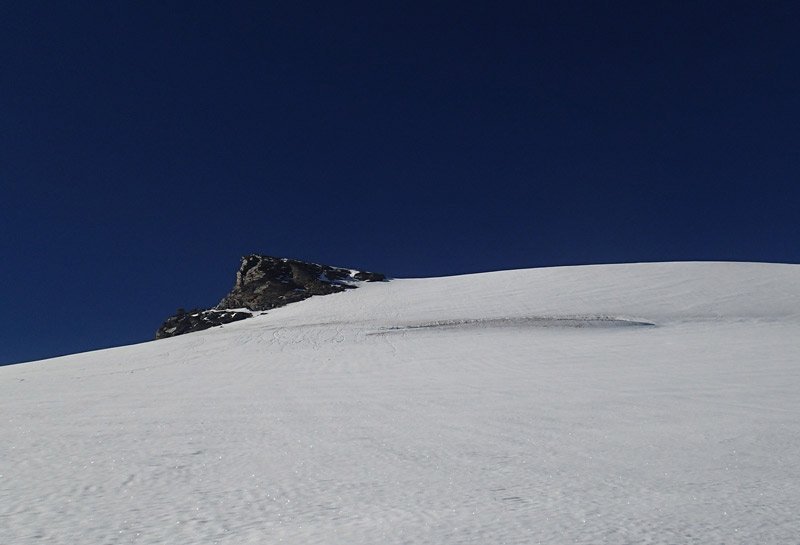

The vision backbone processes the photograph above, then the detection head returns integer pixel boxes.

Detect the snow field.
[2,262,799,544]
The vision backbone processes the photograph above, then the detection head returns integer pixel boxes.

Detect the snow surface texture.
[2,262,800,544]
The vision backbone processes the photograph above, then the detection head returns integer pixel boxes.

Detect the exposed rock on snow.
[155,254,385,339]
[218,254,386,310]
[155,309,252,339]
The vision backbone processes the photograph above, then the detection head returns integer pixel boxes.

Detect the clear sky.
[2,1,799,365]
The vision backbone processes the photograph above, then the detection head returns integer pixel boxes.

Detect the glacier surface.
[2,262,799,544]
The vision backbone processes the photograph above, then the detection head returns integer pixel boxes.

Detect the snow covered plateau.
[2,261,799,544]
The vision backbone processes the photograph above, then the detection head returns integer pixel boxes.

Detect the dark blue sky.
[2,1,798,365]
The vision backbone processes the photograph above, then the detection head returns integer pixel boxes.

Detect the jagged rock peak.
[218,254,386,311]
[155,254,385,339]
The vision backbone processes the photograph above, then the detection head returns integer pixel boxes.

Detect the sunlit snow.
[2,262,799,544]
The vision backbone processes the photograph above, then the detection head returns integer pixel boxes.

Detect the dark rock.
[156,254,386,339]
[217,254,386,311]
[156,310,252,339]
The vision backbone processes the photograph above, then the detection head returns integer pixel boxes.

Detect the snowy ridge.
[2,262,800,544]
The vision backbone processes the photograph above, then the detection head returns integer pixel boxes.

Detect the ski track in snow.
[2,262,800,544]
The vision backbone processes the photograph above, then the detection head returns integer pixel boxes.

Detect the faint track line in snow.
[369,315,656,334]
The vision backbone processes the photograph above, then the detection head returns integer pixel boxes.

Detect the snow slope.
[2,262,799,544]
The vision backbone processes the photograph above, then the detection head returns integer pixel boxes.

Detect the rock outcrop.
[156,309,252,339]
[156,255,386,339]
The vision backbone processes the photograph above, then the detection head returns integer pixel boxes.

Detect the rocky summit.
[156,255,386,339]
